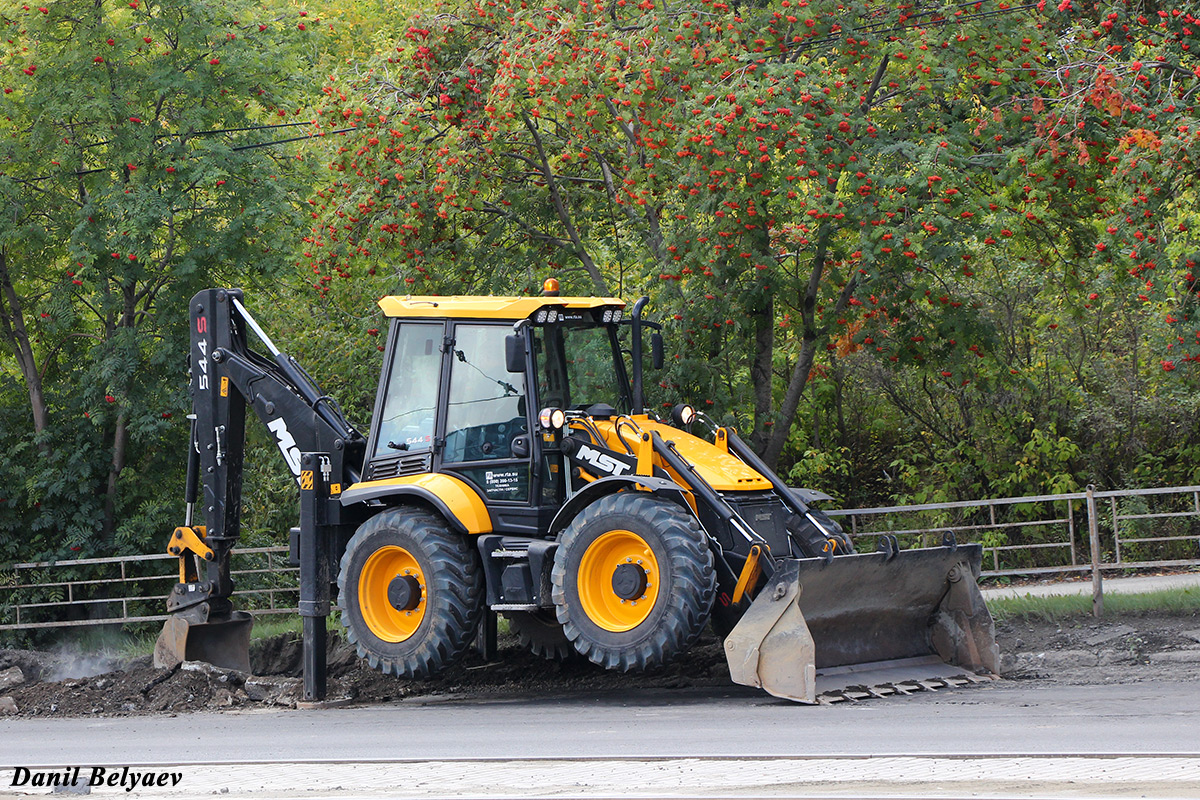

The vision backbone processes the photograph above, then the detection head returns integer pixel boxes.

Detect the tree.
[845,0,1200,498]
[0,0,321,551]
[309,0,1105,468]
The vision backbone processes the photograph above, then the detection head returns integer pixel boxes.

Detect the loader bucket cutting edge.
[153,610,253,673]
[723,543,998,703]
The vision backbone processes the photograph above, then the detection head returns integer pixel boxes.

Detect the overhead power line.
[15,126,357,183]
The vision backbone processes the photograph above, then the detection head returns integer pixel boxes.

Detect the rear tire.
[551,492,715,671]
[504,610,573,661]
[338,507,483,678]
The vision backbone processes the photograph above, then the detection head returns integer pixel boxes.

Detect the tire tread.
[337,507,483,679]
[550,493,715,672]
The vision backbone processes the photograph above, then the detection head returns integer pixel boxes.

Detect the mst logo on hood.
[569,442,636,477]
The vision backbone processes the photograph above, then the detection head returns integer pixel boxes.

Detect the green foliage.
[1,0,1199,581]
[0,0,325,560]
[987,586,1200,624]
[786,447,854,503]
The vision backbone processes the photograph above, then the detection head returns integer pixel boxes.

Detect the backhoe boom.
[155,289,366,671]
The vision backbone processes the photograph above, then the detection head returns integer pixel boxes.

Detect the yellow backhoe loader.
[156,284,997,702]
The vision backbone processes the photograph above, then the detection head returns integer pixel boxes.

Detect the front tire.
[338,507,483,678]
[551,492,715,671]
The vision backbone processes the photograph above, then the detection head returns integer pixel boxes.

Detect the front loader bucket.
[724,559,817,702]
[153,607,253,673]
[725,543,998,703]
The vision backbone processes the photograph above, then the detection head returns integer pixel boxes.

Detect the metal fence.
[824,485,1200,577]
[0,547,296,631]
[3,485,1199,633]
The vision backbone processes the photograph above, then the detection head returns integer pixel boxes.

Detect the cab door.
[438,322,538,535]
[363,320,444,481]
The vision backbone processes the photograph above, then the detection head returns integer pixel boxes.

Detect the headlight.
[671,403,696,427]
[539,407,567,430]
[535,309,548,324]
[602,309,613,323]
[546,308,559,323]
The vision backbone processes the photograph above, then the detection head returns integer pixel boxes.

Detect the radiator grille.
[726,493,792,554]
[365,452,431,481]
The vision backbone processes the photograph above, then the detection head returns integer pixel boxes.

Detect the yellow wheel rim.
[358,545,426,642]
[577,530,660,632]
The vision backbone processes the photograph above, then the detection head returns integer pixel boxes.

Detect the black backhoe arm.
[164,288,365,627]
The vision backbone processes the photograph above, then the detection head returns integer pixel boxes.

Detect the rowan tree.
[308,0,1098,467]
[838,0,1200,500]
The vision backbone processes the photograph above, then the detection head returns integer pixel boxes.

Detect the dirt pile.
[0,628,730,717]
[1,612,1197,717]
[995,613,1200,685]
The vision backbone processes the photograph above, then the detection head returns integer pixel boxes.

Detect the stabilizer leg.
[299,452,333,703]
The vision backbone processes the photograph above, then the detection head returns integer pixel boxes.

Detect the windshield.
[533,323,629,412]
[372,321,441,458]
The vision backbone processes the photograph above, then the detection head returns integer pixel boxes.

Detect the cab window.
[534,324,628,412]
[372,322,442,459]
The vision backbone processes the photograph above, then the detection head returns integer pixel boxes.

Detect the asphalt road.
[3,679,1199,767]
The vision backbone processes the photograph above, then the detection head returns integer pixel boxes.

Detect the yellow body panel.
[590,417,772,492]
[378,295,625,320]
[344,473,493,534]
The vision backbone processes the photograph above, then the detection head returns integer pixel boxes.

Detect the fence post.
[1110,496,1121,564]
[1066,498,1077,566]
[1086,484,1104,618]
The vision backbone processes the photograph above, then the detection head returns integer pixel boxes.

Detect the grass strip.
[987,586,1200,623]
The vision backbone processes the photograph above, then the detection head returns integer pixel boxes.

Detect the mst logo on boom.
[267,416,303,479]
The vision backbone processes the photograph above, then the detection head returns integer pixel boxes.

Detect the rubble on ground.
[0,611,1197,718]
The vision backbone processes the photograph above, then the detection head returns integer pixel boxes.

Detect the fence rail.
[0,546,296,631]
[824,485,1200,577]
[3,485,1200,633]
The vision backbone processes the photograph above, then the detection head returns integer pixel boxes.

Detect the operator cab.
[363,287,654,538]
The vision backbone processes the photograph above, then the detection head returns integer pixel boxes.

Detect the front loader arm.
[720,427,853,557]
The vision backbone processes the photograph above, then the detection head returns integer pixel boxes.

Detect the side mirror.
[651,332,664,370]
[505,334,526,373]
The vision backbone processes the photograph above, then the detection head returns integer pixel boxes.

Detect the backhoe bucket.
[153,607,253,673]
[724,543,998,703]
